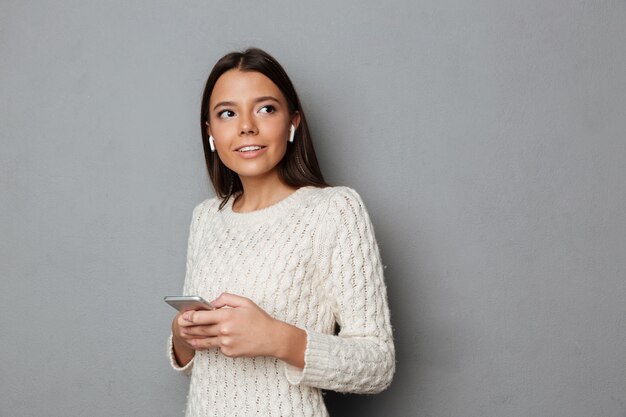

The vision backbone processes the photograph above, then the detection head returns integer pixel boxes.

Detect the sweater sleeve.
[167,200,206,376]
[285,187,395,393]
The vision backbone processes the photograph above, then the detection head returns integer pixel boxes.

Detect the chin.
[237,166,280,180]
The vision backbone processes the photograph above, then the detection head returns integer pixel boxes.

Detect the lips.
[234,145,268,159]
[235,144,266,152]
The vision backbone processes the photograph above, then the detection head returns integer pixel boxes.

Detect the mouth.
[236,145,266,153]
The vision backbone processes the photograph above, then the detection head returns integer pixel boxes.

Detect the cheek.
[209,122,225,138]
[267,123,290,142]
[209,126,232,149]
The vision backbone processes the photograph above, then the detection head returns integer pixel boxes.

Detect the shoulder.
[294,185,367,218]
[324,186,368,213]
[190,195,221,222]
[328,186,366,206]
[305,185,366,207]
[306,186,372,229]
[312,186,381,255]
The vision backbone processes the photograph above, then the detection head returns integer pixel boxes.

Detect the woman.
[168,48,394,417]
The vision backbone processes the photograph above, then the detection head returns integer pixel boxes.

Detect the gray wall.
[2,1,625,416]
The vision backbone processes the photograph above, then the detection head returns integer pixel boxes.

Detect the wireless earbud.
[289,124,295,143]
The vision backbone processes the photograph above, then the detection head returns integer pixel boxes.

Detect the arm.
[284,187,395,394]
[167,201,206,375]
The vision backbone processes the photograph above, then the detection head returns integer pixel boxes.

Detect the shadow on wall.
[324,391,385,416]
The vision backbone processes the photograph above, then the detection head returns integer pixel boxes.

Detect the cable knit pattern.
[168,186,395,417]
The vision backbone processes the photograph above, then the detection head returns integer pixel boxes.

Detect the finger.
[181,309,230,326]
[189,336,219,350]
[182,324,221,338]
[210,292,250,309]
[219,345,239,358]
[177,310,209,327]
[177,312,197,327]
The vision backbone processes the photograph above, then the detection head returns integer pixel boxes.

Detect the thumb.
[210,292,249,309]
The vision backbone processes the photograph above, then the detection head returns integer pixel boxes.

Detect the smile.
[237,145,266,152]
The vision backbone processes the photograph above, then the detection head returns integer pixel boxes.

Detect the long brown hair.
[200,48,329,209]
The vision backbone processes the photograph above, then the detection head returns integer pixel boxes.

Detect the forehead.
[210,70,285,104]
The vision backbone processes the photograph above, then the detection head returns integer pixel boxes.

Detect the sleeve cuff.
[167,334,194,376]
[284,329,331,386]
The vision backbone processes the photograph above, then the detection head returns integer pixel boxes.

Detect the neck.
[234,173,298,213]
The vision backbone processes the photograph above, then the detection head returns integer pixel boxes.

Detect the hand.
[171,312,197,366]
[177,293,279,358]
[177,293,306,366]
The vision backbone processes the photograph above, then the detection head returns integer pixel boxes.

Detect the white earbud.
[205,121,216,152]
[289,124,295,143]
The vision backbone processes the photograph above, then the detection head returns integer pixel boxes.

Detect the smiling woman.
[198,48,328,211]
[206,70,299,192]
[167,48,395,417]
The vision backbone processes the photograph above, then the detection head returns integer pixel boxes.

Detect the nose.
[239,113,258,136]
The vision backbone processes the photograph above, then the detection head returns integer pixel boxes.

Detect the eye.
[258,105,276,114]
[217,109,235,119]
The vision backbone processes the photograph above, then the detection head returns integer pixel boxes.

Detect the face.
[207,69,299,183]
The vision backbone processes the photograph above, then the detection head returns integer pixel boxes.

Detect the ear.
[291,111,301,130]
[205,121,212,137]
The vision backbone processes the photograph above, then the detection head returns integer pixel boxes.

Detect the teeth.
[238,146,263,152]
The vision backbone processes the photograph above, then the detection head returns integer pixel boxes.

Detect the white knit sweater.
[168,185,395,417]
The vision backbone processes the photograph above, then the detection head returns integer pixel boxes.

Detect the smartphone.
[164,295,214,312]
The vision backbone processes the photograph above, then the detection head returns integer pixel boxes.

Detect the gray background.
[1,1,625,416]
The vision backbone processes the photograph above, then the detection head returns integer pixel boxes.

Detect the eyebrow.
[212,96,280,111]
